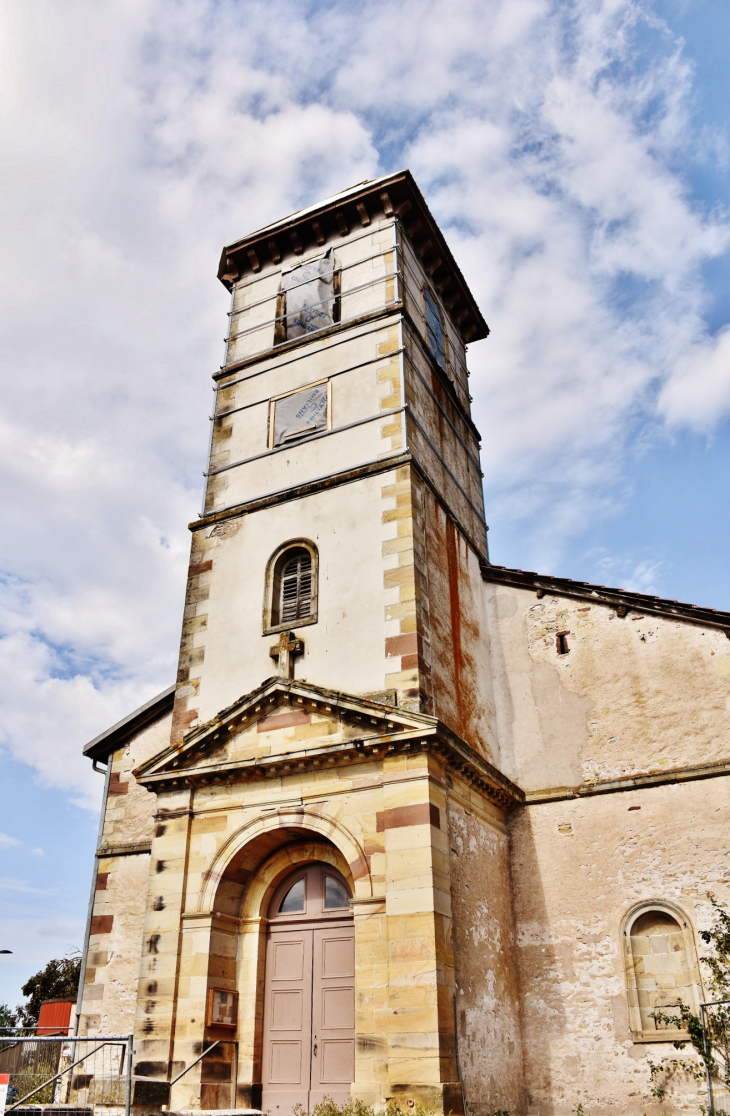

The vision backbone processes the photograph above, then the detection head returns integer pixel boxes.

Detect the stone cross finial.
[269,631,305,680]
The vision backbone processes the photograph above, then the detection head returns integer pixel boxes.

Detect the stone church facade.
[77,171,730,1116]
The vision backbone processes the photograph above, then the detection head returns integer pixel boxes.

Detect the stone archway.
[191,828,357,1112]
[198,805,372,915]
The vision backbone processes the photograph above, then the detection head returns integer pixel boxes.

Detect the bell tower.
[173,170,494,756]
[126,172,523,1116]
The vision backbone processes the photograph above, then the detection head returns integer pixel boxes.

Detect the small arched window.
[263,540,319,634]
[622,902,702,1041]
[280,549,312,623]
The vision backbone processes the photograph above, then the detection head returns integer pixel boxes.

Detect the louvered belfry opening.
[279,548,312,623]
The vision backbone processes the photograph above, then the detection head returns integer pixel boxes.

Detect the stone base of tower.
[121,680,523,1116]
[352,1082,464,1116]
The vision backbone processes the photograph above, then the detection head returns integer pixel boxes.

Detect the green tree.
[15,955,81,1028]
[0,1002,18,1029]
[649,896,730,1109]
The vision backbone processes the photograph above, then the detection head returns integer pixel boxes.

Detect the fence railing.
[0,1034,132,1116]
[700,1000,730,1114]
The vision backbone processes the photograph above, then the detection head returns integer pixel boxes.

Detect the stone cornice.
[217,169,489,344]
[138,727,522,810]
[133,678,522,808]
[190,452,412,532]
[525,757,730,803]
[96,840,152,858]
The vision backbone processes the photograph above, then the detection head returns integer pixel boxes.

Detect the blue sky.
[0,0,729,1007]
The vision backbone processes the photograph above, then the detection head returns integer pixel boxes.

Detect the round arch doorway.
[261,862,355,1116]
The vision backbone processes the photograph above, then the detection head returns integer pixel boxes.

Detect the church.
[76,171,730,1116]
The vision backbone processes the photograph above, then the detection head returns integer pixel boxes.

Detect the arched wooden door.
[261,863,355,1116]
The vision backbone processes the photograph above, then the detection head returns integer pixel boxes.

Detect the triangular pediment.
[134,677,437,788]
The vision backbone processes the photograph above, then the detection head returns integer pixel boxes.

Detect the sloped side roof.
[82,684,176,763]
[482,563,730,634]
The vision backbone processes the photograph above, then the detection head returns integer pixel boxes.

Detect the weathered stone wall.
[448,794,525,1116]
[78,710,172,1037]
[486,582,730,790]
[510,777,730,1116]
[420,492,497,761]
[399,234,472,414]
[125,705,513,1114]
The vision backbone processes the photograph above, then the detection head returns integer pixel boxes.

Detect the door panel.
[272,940,305,980]
[320,1039,356,1084]
[310,926,356,1105]
[262,929,312,1115]
[322,936,354,978]
[269,1042,303,1084]
[322,987,355,1029]
[272,990,303,1030]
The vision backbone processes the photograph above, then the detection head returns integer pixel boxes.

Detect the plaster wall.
[209,317,404,515]
[182,470,401,725]
[510,777,730,1115]
[448,795,525,1116]
[78,711,172,1037]
[485,583,730,790]
[225,221,397,367]
[418,486,497,761]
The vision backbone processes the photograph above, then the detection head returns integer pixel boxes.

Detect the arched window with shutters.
[263,540,319,634]
[622,901,703,1042]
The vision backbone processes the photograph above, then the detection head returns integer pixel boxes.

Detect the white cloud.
[0,0,728,802]
[0,878,51,896]
[658,326,730,430]
[0,834,20,849]
[583,550,664,596]
[36,920,84,943]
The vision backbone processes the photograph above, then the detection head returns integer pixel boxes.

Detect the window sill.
[631,1031,691,1044]
[263,616,318,637]
[216,301,403,380]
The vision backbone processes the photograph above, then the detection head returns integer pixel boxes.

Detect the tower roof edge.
[217,169,489,344]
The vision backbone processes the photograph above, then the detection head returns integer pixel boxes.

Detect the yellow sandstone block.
[382,506,413,524]
[387,846,438,876]
[388,962,439,988]
[387,1055,443,1084]
[381,423,401,440]
[381,393,401,409]
[381,481,411,499]
[385,912,439,940]
[386,887,448,916]
[384,601,417,622]
[291,720,338,740]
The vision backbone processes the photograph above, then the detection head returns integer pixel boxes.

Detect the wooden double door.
[261,864,355,1116]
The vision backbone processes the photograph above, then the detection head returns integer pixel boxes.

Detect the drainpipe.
[74,756,112,1035]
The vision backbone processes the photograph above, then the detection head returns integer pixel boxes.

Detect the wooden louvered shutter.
[280,551,312,623]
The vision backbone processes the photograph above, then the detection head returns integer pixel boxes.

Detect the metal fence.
[0,1034,132,1116]
[700,1000,730,1114]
